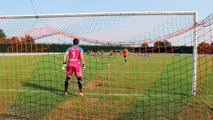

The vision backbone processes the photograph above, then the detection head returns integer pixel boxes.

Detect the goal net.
[0,12,212,120]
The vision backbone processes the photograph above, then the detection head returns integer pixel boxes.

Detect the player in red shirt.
[122,48,128,62]
[62,38,85,96]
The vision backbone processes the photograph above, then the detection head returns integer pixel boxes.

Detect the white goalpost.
[192,12,198,96]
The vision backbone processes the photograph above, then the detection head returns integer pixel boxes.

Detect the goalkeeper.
[62,38,85,96]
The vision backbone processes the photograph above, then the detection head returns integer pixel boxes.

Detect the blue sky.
[0,0,212,21]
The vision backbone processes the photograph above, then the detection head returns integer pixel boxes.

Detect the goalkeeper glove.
[82,64,86,70]
[62,61,67,70]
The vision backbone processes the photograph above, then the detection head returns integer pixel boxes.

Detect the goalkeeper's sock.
[64,76,70,92]
[77,77,83,92]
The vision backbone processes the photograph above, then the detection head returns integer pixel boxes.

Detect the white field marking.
[0,89,162,96]
[3,52,212,57]
[0,69,180,74]
[82,93,213,98]
[84,71,179,73]
[0,89,169,97]
[1,89,212,98]
[83,93,167,97]
[0,89,47,93]
[0,69,62,72]
[0,52,62,56]
[0,71,181,77]
[0,53,189,56]
[0,70,32,71]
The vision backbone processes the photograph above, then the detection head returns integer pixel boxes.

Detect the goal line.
[0,88,171,97]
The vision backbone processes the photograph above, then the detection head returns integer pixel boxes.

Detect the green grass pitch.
[0,53,212,119]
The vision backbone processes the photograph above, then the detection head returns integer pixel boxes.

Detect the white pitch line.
[0,53,61,56]
[0,89,47,93]
[84,71,179,73]
[0,70,180,74]
[0,89,165,97]
[84,93,154,97]
[1,89,212,98]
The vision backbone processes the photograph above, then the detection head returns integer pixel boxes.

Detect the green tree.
[141,42,149,48]
[154,41,163,47]
[25,35,34,43]
[154,40,171,47]
[163,40,172,47]
[0,29,6,38]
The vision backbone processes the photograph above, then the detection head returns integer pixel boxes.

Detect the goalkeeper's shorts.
[67,65,82,78]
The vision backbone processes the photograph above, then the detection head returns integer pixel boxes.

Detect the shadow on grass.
[22,80,63,95]
[7,80,70,120]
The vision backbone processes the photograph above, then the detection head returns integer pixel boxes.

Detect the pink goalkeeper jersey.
[66,46,84,66]
[66,46,83,77]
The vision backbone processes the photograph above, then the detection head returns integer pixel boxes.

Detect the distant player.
[122,48,128,62]
[89,50,96,56]
[109,50,115,56]
[97,50,104,56]
[62,38,85,96]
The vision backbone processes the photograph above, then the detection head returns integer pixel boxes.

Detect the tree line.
[0,29,212,54]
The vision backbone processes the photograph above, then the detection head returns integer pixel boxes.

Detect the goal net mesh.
[0,12,212,119]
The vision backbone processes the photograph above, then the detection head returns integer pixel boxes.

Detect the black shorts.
[124,55,126,58]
